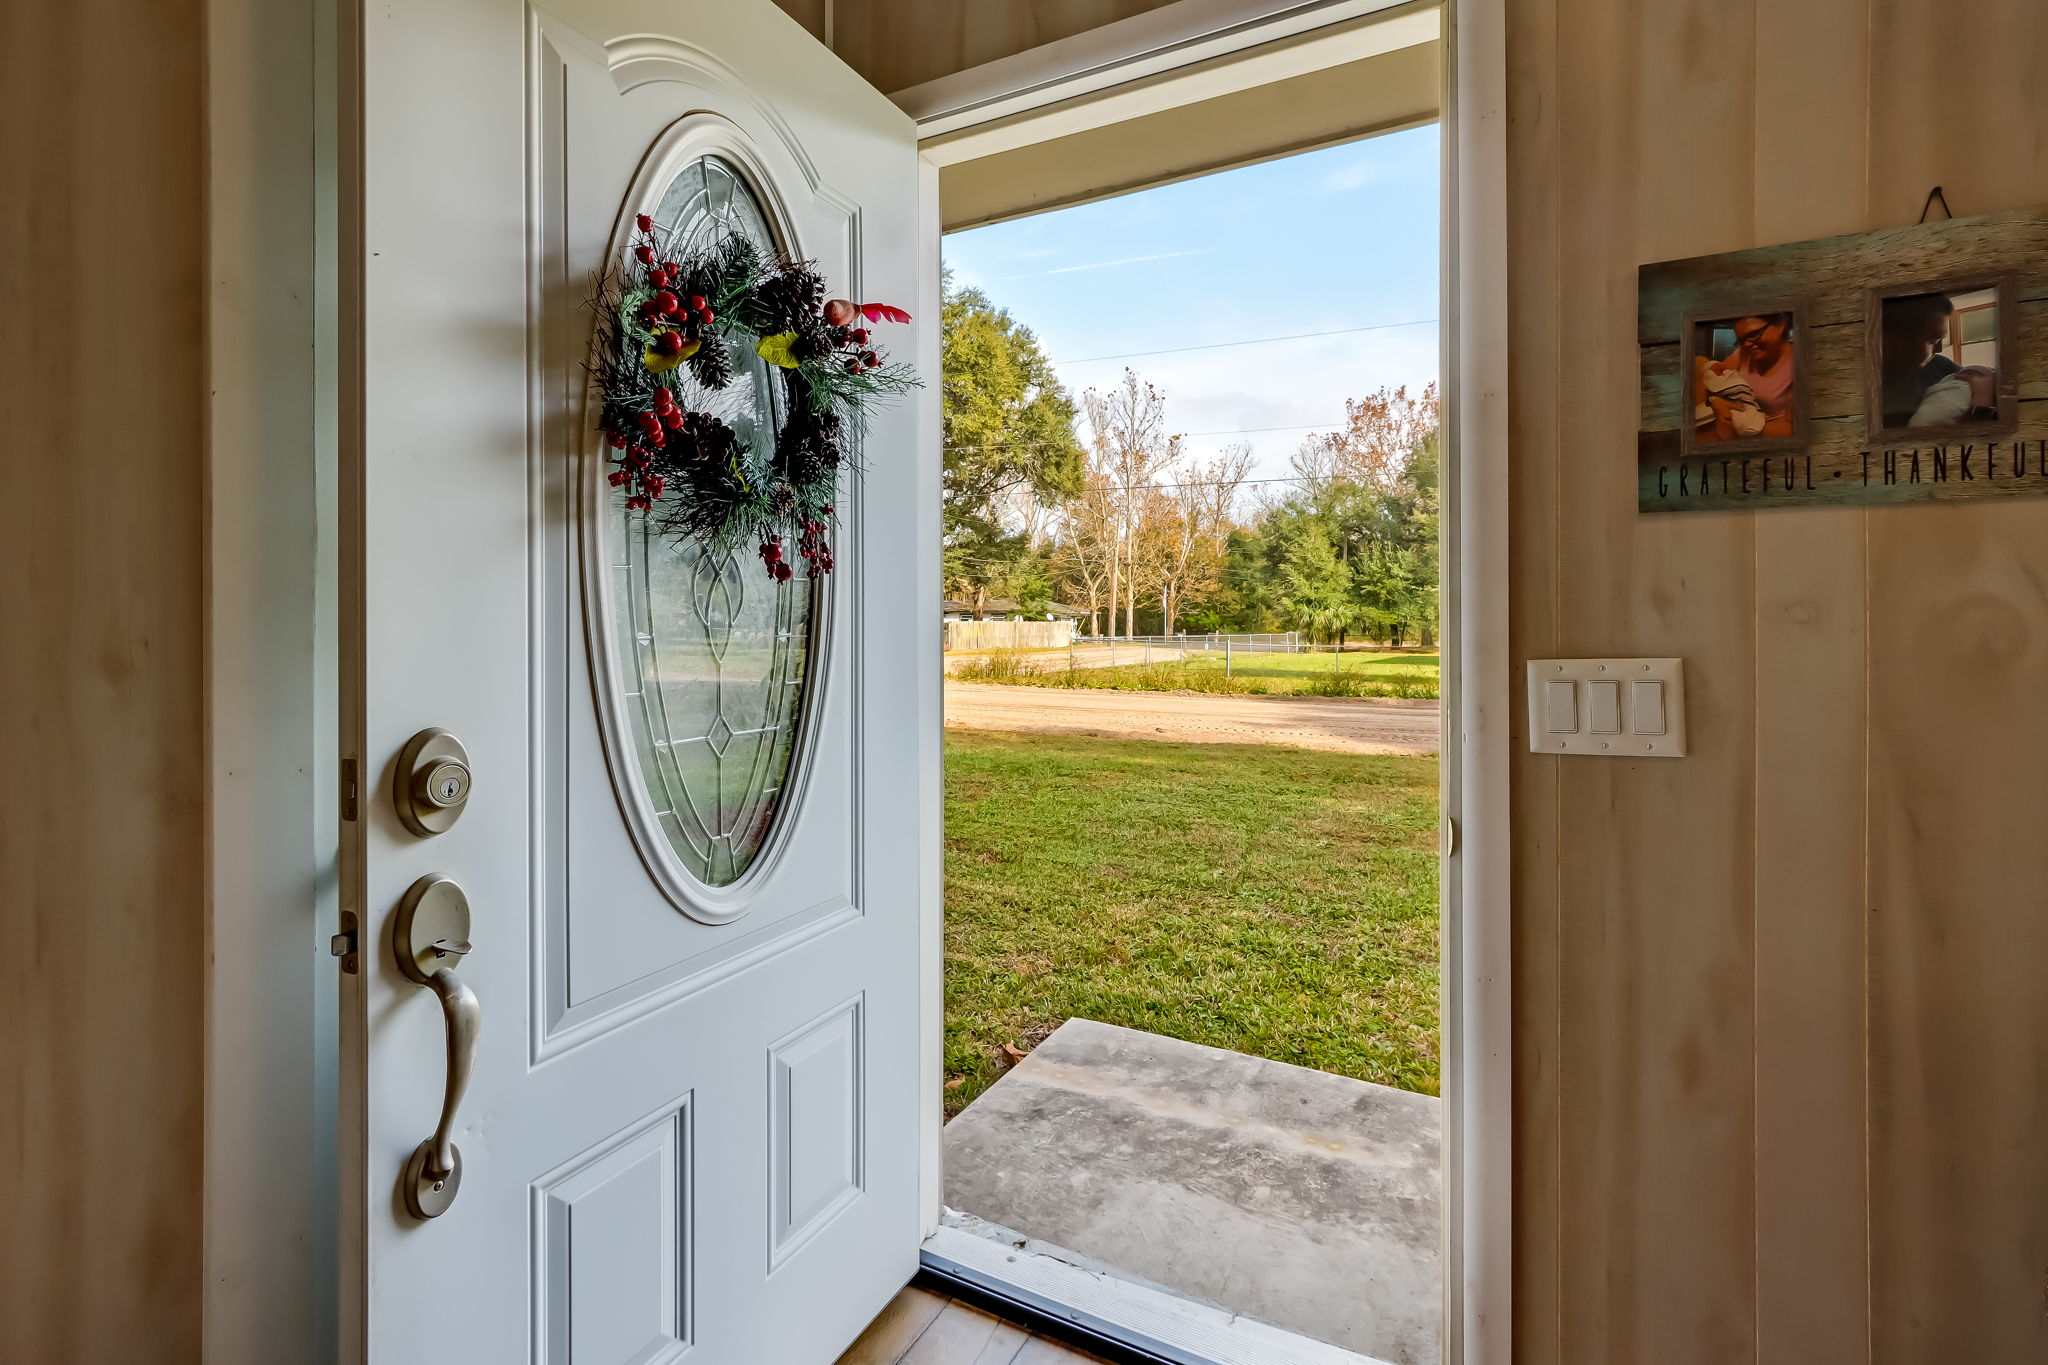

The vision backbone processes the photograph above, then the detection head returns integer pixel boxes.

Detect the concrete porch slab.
[941,1019,1441,1365]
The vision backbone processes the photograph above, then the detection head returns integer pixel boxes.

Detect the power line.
[980,471,1387,494]
[1122,474,1327,491]
[1184,421,1349,438]
[1052,317,1438,366]
[945,419,1352,455]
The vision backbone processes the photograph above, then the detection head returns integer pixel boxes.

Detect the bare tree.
[1053,471,1119,635]
[1153,443,1253,635]
[1081,371,1176,637]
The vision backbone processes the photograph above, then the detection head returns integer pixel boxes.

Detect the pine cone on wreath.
[687,333,734,390]
[754,259,825,333]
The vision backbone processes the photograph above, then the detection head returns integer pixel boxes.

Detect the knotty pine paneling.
[1863,4,2048,1361]
[1748,0,1872,1361]
[1503,0,1562,1351]
[827,0,1189,94]
[0,0,207,1360]
[772,0,828,42]
[1551,0,1760,1359]
[1509,0,2048,1359]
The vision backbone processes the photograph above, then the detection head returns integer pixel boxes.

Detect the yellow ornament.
[643,336,700,373]
[755,331,801,369]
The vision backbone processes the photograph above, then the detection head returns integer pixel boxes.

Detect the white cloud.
[1317,159,1382,195]
[1058,325,1439,484]
[1041,248,1216,275]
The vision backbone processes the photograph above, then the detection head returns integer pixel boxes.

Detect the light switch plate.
[1525,658,1687,757]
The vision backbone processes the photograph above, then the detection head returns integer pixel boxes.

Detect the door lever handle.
[393,875,481,1220]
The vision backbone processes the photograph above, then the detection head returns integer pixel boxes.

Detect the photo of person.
[1875,285,2007,435]
[1686,311,1800,451]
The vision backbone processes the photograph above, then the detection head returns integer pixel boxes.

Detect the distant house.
[940,597,1087,623]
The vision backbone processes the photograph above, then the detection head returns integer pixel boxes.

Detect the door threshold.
[920,1218,1395,1365]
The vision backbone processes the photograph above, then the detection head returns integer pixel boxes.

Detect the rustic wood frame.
[1636,205,2048,512]
[1676,303,1810,460]
[1863,274,2019,445]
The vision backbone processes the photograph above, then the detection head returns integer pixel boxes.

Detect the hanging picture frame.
[1863,274,2019,446]
[1636,205,2048,511]
[1676,303,1808,461]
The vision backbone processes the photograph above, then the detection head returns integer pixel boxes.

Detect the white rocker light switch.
[1542,680,1577,733]
[1585,680,1621,733]
[1629,679,1666,734]
[1525,659,1687,757]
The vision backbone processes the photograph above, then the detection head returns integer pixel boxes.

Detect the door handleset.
[393,874,480,1220]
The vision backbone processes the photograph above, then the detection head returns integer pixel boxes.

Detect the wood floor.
[835,1285,1108,1365]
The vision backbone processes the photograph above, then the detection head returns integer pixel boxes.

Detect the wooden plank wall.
[777,0,1190,94]
[1508,0,2048,1361]
[0,0,208,1361]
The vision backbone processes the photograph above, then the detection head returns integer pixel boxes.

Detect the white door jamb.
[902,2,1513,1361]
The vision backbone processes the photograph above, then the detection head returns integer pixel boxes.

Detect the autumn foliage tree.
[1238,384,1440,644]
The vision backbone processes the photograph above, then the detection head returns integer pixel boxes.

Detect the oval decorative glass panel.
[601,153,821,894]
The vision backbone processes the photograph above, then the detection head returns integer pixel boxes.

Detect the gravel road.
[944,682,1440,756]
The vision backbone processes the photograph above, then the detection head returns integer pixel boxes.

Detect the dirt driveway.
[944,682,1440,756]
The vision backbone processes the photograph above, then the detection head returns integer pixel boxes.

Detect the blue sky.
[942,123,1440,486]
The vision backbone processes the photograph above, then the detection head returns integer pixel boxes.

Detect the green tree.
[1273,520,1359,643]
[942,273,1084,613]
[1004,550,1057,617]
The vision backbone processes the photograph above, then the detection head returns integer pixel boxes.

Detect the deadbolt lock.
[419,759,470,809]
[395,728,472,837]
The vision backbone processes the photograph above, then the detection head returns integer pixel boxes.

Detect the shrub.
[952,647,1036,684]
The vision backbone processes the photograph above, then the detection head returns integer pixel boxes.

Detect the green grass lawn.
[944,730,1440,1117]
[952,648,1440,700]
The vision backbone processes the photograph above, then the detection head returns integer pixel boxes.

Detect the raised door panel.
[535,1103,692,1365]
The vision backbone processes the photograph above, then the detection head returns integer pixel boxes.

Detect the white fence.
[1087,633,1302,651]
[1065,634,1301,676]
[943,618,1076,652]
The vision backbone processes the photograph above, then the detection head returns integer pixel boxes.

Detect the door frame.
[893,2,1510,1361]
[203,0,343,1357]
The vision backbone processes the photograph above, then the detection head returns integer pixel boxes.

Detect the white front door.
[341,3,936,1360]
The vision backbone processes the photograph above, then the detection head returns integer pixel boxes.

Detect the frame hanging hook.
[1918,186,1954,223]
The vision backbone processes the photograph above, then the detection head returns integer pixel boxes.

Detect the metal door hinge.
[341,757,359,822]
[330,910,360,974]
[1442,817,1459,859]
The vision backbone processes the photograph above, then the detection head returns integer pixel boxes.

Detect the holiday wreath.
[589,212,916,580]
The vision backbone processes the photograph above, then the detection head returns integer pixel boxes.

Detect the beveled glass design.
[606,155,818,888]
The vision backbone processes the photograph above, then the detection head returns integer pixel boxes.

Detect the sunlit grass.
[944,730,1440,1117]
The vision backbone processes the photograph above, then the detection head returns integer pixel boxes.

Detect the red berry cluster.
[757,535,794,582]
[631,215,715,356]
[797,517,835,574]
[759,505,838,583]
[830,323,881,375]
[607,384,700,510]
[606,444,665,511]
